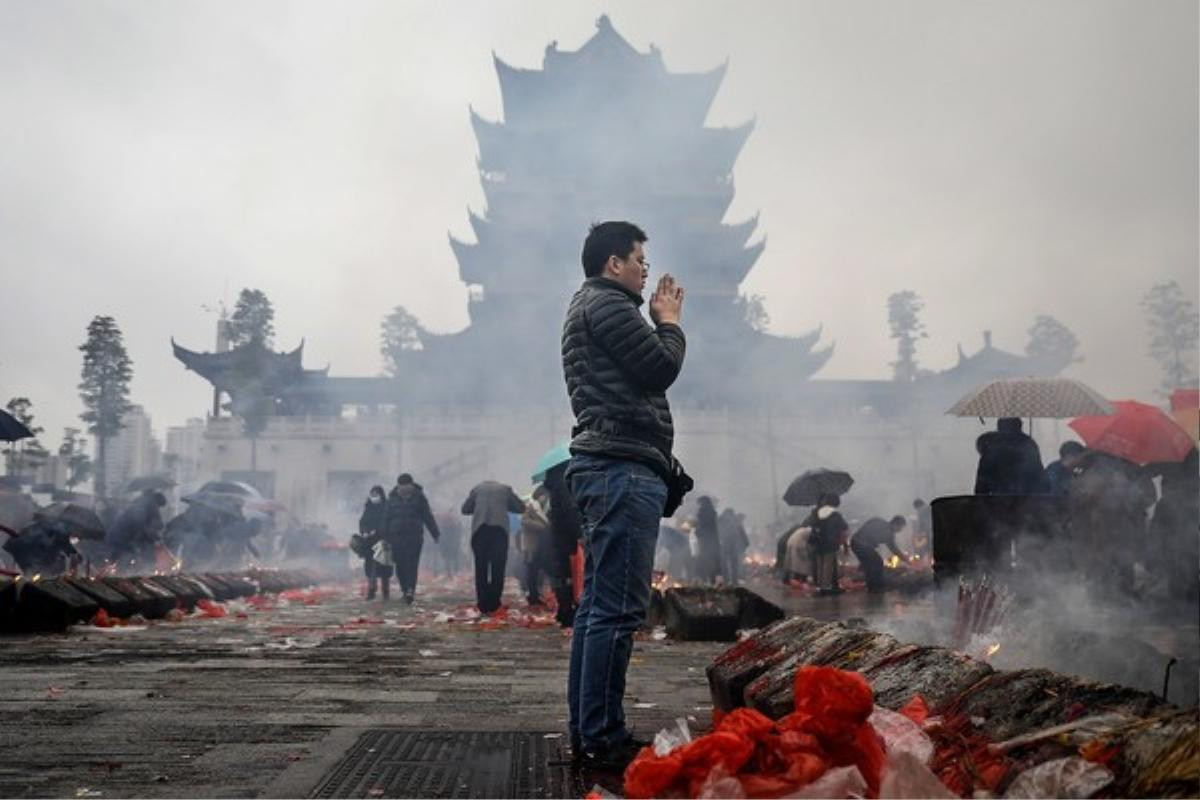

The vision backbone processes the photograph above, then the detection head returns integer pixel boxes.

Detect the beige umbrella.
[948,377,1113,419]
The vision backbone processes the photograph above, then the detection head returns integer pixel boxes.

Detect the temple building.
[395,14,830,409]
[171,18,1066,525]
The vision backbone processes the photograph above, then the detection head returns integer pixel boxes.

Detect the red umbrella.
[1069,400,1196,464]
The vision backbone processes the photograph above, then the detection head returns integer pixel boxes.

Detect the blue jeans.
[566,454,667,752]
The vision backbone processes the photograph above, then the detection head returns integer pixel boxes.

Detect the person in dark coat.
[561,220,689,770]
[384,474,440,603]
[461,479,525,614]
[974,417,1045,495]
[356,485,389,599]
[1144,447,1199,600]
[850,515,909,593]
[810,494,848,594]
[520,486,552,606]
[2,519,78,576]
[718,508,750,585]
[1069,450,1155,594]
[1043,441,1086,496]
[693,496,722,584]
[544,464,582,628]
[108,490,167,569]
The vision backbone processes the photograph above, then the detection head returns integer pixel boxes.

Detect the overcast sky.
[0,0,1196,445]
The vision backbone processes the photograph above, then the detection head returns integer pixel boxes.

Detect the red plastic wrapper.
[624,666,887,799]
[898,694,930,725]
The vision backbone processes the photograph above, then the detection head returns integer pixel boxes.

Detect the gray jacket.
[461,481,526,535]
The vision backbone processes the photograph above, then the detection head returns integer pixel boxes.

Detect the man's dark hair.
[396,473,413,485]
[1059,441,1085,458]
[997,417,1022,433]
[581,221,647,278]
[889,515,907,528]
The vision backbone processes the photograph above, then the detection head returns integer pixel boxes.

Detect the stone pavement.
[0,575,724,799]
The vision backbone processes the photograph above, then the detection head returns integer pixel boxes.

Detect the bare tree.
[1025,315,1082,373]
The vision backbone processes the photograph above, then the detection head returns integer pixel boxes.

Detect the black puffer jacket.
[384,483,440,543]
[561,277,686,474]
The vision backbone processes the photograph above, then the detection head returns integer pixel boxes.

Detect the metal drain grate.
[309,730,582,799]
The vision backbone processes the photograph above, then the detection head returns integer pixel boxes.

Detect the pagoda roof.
[171,338,308,385]
[472,109,753,176]
[936,332,1052,384]
[493,16,728,126]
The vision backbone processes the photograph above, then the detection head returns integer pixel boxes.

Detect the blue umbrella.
[531,442,572,483]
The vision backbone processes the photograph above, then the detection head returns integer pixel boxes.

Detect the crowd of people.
[349,468,582,627]
[972,416,1199,600]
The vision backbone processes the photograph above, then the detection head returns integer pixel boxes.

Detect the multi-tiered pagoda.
[397,15,831,409]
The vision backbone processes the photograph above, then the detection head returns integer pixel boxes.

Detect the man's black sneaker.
[576,737,651,772]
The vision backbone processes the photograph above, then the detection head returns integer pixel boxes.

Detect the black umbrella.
[198,480,259,497]
[181,491,245,519]
[783,469,854,507]
[34,502,107,540]
[124,475,176,493]
[0,409,34,443]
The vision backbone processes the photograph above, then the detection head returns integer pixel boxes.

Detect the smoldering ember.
[1,6,1197,800]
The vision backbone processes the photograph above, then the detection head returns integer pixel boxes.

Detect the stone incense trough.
[0,568,321,633]
[707,615,1199,797]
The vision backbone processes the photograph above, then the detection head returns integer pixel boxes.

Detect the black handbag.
[662,456,694,519]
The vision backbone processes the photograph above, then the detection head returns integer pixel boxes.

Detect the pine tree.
[380,305,427,376]
[1141,281,1199,395]
[888,291,927,382]
[78,315,133,497]
[226,288,275,349]
[58,427,93,490]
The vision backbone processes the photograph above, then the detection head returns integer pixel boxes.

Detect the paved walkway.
[0,575,723,799]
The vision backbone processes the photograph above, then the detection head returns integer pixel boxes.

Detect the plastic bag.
[870,706,933,765]
[653,717,693,756]
[880,752,956,799]
[1003,757,1114,799]
[697,765,747,799]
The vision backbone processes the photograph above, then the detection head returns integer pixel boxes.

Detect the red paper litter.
[624,666,886,799]
[91,608,116,628]
[927,713,1012,796]
[898,694,930,725]
[195,599,227,618]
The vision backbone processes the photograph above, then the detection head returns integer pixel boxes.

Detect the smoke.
[859,527,1200,708]
[0,0,1195,453]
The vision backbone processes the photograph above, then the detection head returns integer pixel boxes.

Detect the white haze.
[0,0,1196,445]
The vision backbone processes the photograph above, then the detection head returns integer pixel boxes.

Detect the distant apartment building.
[164,417,206,492]
[101,405,161,493]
